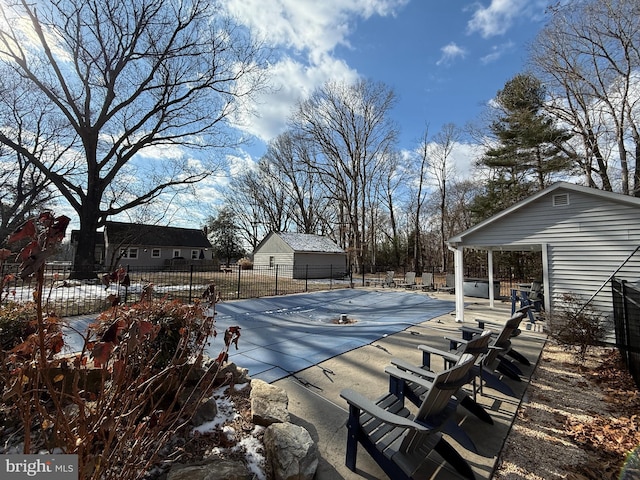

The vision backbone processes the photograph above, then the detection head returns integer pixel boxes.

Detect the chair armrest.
[390,358,437,380]
[459,326,484,335]
[340,388,428,431]
[384,366,438,391]
[417,344,461,363]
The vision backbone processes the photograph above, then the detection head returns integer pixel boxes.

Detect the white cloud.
[233,55,358,142]
[479,40,515,64]
[466,0,527,38]
[436,42,467,66]
[223,0,407,143]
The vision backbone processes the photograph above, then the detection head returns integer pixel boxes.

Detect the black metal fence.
[0,263,355,317]
[1,261,534,318]
[611,277,640,389]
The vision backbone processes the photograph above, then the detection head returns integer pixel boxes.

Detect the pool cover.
[209,289,454,382]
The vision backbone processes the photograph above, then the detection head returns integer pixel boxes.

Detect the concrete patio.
[267,289,547,480]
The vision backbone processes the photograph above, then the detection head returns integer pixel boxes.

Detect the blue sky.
[52,0,560,230]
[223,0,555,164]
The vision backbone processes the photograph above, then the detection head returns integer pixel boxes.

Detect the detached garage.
[447,182,640,326]
[253,232,347,279]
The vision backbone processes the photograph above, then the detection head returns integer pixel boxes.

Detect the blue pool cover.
[209,289,454,382]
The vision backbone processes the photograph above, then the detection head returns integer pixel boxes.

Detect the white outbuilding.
[253,232,347,279]
[447,182,640,326]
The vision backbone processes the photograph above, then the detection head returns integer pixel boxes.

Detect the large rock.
[167,459,251,480]
[190,396,218,427]
[263,422,318,480]
[250,379,290,426]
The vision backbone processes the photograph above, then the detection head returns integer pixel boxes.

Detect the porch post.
[488,249,495,308]
[454,246,465,322]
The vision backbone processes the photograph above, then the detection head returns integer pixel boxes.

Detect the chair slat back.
[414,355,475,421]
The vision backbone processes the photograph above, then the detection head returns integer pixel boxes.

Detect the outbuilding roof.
[270,232,345,253]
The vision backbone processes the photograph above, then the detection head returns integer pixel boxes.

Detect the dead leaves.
[561,348,640,479]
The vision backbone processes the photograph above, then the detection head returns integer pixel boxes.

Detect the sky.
[222,0,556,169]
[42,0,561,231]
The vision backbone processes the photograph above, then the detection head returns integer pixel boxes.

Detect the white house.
[447,182,640,327]
[253,232,347,279]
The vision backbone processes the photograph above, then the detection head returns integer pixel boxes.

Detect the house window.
[191,250,199,259]
[120,248,138,259]
[269,256,275,268]
[173,249,181,258]
[151,249,161,258]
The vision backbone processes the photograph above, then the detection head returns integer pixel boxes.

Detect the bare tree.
[408,125,431,274]
[0,0,269,276]
[530,0,640,194]
[290,79,398,273]
[0,68,60,244]
[428,124,459,273]
[261,132,330,235]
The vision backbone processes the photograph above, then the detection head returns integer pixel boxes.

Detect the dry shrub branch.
[0,212,241,480]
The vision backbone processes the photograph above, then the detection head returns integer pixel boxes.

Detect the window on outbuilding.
[173,249,181,258]
[152,249,161,258]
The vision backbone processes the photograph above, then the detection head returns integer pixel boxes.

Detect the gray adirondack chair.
[437,273,456,293]
[396,271,416,288]
[456,306,532,397]
[390,329,494,426]
[340,355,477,480]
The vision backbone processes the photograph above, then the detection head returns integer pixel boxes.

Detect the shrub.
[0,213,241,480]
[0,302,38,350]
[237,257,253,270]
[551,292,606,361]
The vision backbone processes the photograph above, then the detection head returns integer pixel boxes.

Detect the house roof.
[262,232,345,254]
[105,221,212,248]
[448,181,640,248]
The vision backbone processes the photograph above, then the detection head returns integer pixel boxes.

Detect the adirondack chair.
[340,355,477,480]
[390,329,494,425]
[396,271,416,288]
[437,273,456,293]
[372,270,395,288]
[412,272,434,291]
[454,306,531,397]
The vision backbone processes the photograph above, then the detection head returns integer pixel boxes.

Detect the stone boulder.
[250,379,290,426]
[263,422,318,480]
[190,396,218,427]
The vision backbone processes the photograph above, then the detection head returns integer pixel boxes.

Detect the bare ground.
[494,341,640,480]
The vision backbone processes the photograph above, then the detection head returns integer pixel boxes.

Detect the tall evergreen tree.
[482,74,572,186]
[474,73,573,219]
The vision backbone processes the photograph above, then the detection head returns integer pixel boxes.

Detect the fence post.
[330,264,333,290]
[275,265,279,296]
[305,265,308,292]
[237,266,241,300]
[188,264,194,303]
[621,279,631,367]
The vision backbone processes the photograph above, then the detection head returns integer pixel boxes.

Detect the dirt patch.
[494,342,640,480]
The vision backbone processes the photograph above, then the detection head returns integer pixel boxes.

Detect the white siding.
[253,234,294,269]
[454,186,640,325]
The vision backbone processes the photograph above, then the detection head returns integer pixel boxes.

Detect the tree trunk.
[70,206,100,279]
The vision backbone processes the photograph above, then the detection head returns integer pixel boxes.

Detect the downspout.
[448,243,465,322]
